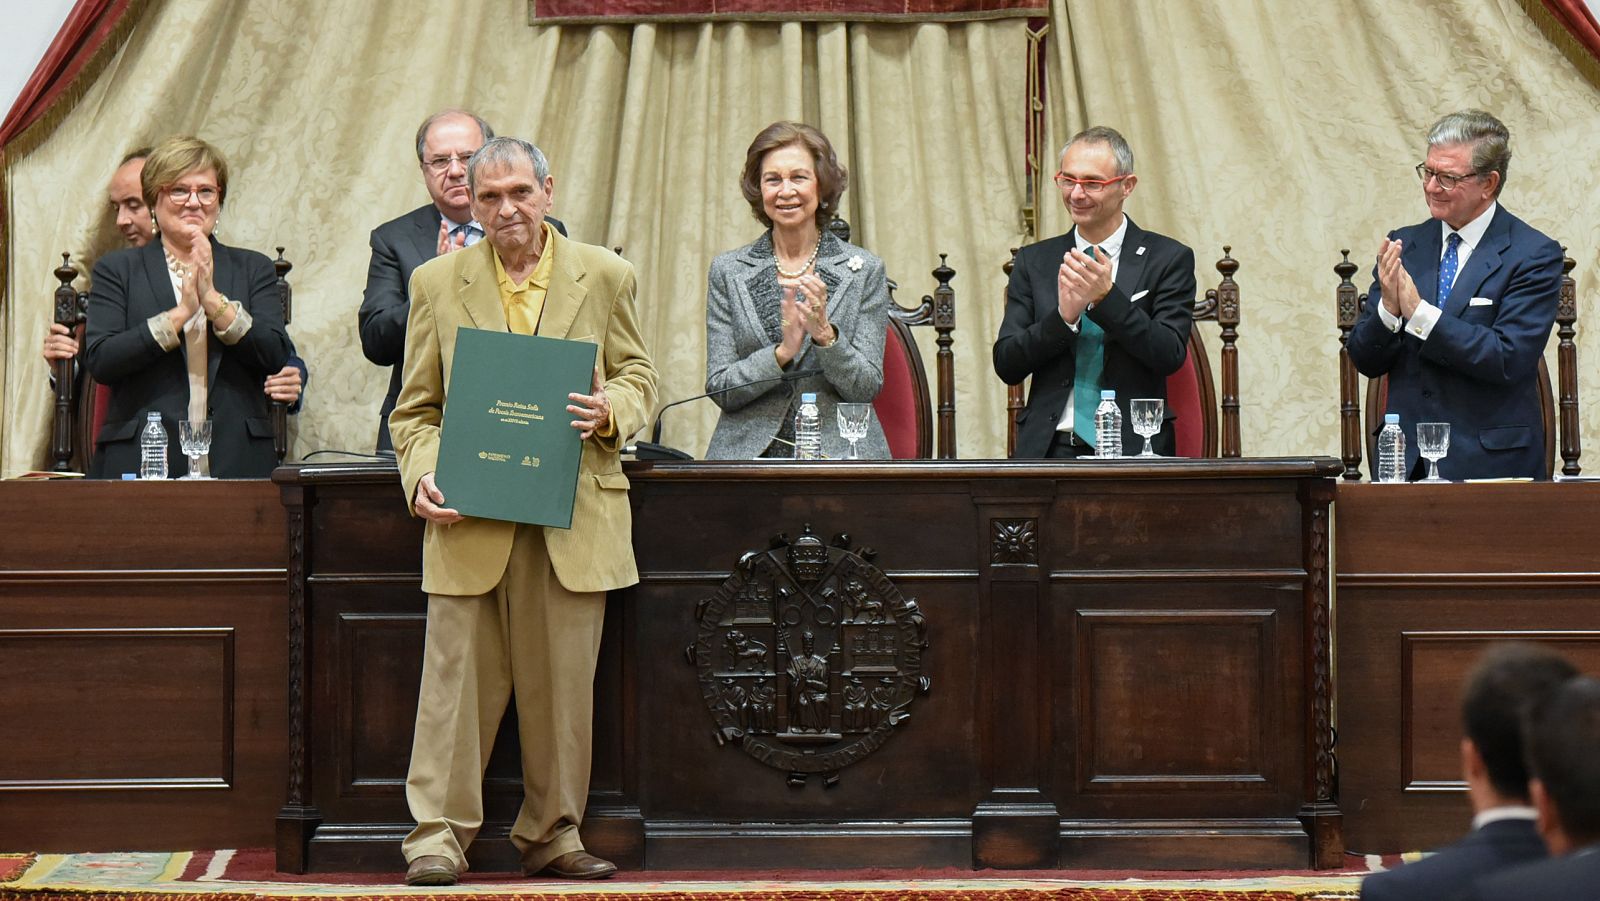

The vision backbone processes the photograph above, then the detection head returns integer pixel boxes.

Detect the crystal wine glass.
[179,420,214,479]
[836,403,873,460]
[1416,421,1451,483]
[1129,398,1164,457]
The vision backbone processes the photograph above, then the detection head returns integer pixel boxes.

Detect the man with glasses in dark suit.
[1346,110,1562,480]
[358,109,565,453]
[993,125,1195,459]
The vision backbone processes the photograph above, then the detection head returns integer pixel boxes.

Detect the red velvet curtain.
[1542,0,1600,63]
[0,0,132,150]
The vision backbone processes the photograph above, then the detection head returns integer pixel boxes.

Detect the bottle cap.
[1100,390,1115,400]
[801,392,817,403]
[148,411,161,420]
[1384,413,1399,424]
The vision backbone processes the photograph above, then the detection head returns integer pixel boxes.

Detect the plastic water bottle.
[1094,390,1123,458]
[140,412,169,480]
[794,392,823,460]
[1377,413,1406,483]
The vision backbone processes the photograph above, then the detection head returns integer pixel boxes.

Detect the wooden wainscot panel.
[1337,481,1600,852]
[1074,610,1275,795]
[1401,632,1600,791]
[0,628,234,787]
[1045,481,1305,572]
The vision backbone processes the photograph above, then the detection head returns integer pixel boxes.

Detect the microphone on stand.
[627,370,812,461]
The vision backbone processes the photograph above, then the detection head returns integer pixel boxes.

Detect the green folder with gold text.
[435,327,596,528]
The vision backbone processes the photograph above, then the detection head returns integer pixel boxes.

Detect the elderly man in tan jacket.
[389,136,656,886]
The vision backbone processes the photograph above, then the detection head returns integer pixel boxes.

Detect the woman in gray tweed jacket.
[703,121,890,460]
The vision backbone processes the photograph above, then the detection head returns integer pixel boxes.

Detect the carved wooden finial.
[827,216,851,243]
[931,253,954,288]
[55,252,76,287]
[1215,246,1238,280]
[1003,246,1018,277]
[1334,249,1357,283]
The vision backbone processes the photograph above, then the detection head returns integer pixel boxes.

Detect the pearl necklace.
[164,250,193,277]
[774,235,821,279]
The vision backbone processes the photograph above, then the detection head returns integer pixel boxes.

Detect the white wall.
[0,0,77,122]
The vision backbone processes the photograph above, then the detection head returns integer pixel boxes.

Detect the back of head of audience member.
[1461,643,1580,808]
[1525,674,1600,854]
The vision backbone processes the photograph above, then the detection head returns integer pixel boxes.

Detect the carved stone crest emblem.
[689,524,929,785]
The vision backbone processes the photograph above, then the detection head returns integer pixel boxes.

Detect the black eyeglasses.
[1415,163,1483,191]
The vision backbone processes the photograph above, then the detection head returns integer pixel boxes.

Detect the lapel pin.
[847,255,864,271]
[1136,246,1146,256]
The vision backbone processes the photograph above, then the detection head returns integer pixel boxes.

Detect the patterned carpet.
[0,851,1373,901]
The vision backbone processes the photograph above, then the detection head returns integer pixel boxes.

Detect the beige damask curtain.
[3,0,1598,474]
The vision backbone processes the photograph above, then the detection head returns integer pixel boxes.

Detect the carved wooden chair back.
[826,218,957,459]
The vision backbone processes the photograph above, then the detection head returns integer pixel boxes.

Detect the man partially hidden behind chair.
[358,108,566,454]
[1464,674,1600,900]
[993,126,1195,458]
[388,137,656,886]
[1359,643,1577,900]
[1346,110,1562,481]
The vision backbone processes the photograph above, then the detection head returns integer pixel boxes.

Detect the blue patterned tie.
[1437,232,1462,313]
[1072,246,1108,445]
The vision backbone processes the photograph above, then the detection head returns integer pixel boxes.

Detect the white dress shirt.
[1380,201,1497,340]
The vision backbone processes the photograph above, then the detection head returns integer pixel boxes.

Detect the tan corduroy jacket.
[390,233,658,596]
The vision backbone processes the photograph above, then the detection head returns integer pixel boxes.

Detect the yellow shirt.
[493,223,556,336]
[492,225,615,438]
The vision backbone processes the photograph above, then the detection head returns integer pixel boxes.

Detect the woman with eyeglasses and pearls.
[702,121,891,460]
[84,135,292,479]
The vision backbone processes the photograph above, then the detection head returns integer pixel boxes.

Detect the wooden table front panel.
[1335,482,1600,853]
[275,460,1339,872]
[0,480,287,852]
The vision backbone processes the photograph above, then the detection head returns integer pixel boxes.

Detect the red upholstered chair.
[824,218,957,459]
[1004,246,1242,458]
[1165,336,1216,459]
[875,316,931,458]
[1334,249,1576,480]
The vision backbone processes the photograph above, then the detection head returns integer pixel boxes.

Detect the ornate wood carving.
[272,249,294,464]
[926,255,957,459]
[1334,250,1363,480]
[990,518,1038,565]
[1300,479,1341,867]
[1213,247,1241,458]
[1557,250,1581,476]
[1003,248,1022,458]
[275,483,320,872]
[51,254,85,472]
[689,524,930,785]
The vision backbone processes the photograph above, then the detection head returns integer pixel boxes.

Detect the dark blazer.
[358,203,566,452]
[1462,845,1600,901]
[994,218,1195,458]
[1359,817,1547,901]
[1346,206,1561,480]
[703,230,890,460]
[84,237,292,478]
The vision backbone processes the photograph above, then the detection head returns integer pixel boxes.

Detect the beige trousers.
[401,523,606,872]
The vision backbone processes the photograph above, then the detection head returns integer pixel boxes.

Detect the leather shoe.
[535,850,617,879]
[405,855,460,886]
